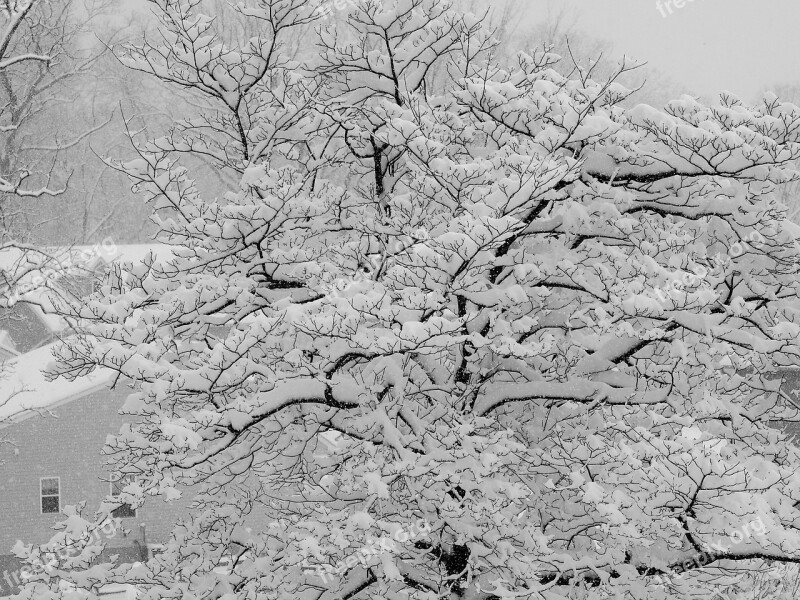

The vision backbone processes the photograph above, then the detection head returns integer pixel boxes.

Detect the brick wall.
[0,386,191,564]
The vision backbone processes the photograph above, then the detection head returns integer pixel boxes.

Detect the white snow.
[0,341,114,423]
[0,243,176,314]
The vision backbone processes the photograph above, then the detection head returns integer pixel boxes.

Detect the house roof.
[1,242,172,295]
[0,342,115,425]
[0,244,176,425]
[0,243,174,334]
[0,243,171,272]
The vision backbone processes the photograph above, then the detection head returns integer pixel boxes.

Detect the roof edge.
[0,372,117,429]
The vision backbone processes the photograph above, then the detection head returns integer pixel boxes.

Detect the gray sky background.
[526,0,800,102]
[116,0,800,103]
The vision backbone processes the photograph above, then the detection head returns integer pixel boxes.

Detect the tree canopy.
[18,1,800,599]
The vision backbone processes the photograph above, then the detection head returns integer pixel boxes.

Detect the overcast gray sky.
[527,0,800,102]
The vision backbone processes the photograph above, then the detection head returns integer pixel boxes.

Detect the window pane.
[112,504,136,518]
[41,478,59,495]
[42,496,59,513]
[111,475,136,517]
[111,474,133,496]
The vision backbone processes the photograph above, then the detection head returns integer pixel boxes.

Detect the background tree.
[0,0,112,240]
[19,2,800,600]
[0,0,137,459]
[755,82,800,225]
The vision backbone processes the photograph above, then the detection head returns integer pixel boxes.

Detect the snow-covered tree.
[0,0,124,326]
[22,1,800,599]
[0,0,116,240]
[754,82,800,226]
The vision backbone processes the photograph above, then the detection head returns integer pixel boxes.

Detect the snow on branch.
[33,1,800,599]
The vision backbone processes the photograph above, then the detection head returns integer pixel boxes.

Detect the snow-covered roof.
[0,244,169,424]
[0,242,171,271]
[0,341,114,424]
[0,243,174,332]
[1,242,173,280]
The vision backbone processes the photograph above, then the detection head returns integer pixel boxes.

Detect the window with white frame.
[110,474,137,518]
[40,477,60,514]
